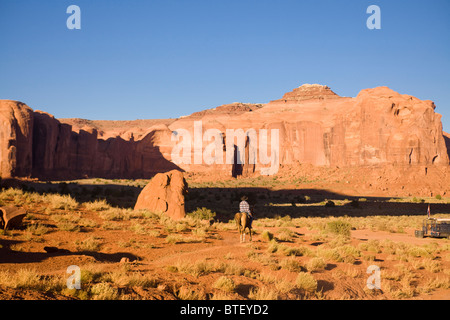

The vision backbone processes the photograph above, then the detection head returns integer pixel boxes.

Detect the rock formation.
[0,84,448,180]
[0,100,34,178]
[167,84,449,172]
[444,132,450,160]
[134,170,188,220]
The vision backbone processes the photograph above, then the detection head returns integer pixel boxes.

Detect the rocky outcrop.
[271,84,341,102]
[167,85,449,171]
[0,101,34,178]
[0,100,180,180]
[0,84,448,180]
[444,132,450,161]
[189,102,264,118]
[134,170,188,220]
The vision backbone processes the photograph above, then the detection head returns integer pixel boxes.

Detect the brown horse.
[234,212,252,243]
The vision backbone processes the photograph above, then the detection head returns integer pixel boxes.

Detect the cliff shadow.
[444,134,450,161]
[31,114,183,180]
[2,180,449,220]
[185,187,450,221]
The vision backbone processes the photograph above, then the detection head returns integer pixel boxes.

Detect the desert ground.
[0,165,449,300]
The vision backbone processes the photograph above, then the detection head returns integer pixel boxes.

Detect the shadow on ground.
[0,239,140,264]
[2,178,449,222]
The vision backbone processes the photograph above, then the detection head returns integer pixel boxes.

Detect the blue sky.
[1,0,449,131]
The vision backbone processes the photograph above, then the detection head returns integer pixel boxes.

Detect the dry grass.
[1,186,450,300]
[213,276,236,292]
[295,272,318,293]
[75,236,103,252]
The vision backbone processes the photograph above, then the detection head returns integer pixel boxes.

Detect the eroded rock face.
[134,170,188,220]
[0,101,34,178]
[168,85,449,170]
[0,85,448,180]
[271,84,341,102]
[444,132,450,160]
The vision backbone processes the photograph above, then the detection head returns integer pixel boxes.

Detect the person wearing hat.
[239,195,253,226]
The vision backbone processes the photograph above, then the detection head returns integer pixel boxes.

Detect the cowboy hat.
[241,195,248,201]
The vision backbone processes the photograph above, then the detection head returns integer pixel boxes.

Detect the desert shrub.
[6,269,43,290]
[213,276,236,292]
[169,259,221,277]
[362,254,376,261]
[188,207,216,220]
[276,228,296,242]
[109,270,158,288]
[280,245,303,257]
[295,272,318,293]
[317,248,342,262]
[129,222,149,235]
[248,286,279,300]
[26,223,49,236]
[435,194,442,200]
[47,194,79,211]
[165,234,202,244]
[223,262,247,276]
[267,240,279,253]
[261,230,274,241]
[79,266,104,285]
[175,222,190,232]
[280,257,303,272]
[57,221,80,232]
[407,246,432,258]
[84,199,110,211]
[306,257,326,272]
[176,286,206,300]
[90,282,119,300]
[79,218,98,228]
[421,259,443,273]
[75,237,102,252]
[98,208,126,221]
[274,279,295,293]
[335,244,361,264]
[247,251,278,267]
[326,220,352,237]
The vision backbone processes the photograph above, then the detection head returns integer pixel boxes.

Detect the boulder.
[0,205,27,230]
[134,170,188,220]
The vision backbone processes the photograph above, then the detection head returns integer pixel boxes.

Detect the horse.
[234,212,252,243]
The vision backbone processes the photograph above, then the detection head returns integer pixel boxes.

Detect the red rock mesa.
[0,84,448,180]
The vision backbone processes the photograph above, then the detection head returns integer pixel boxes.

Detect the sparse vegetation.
[0,184,449,301]
[213,276,236,292]
[326,220,352,237]
[296,272,318,293]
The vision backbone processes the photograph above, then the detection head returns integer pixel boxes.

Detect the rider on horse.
[239,195,253,227]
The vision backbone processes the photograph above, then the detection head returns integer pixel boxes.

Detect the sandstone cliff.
[0,100,34,178]
[0,84,448,180]
[167,84,449,172]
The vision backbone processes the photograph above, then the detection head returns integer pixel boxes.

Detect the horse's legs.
[249,228,252,242]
